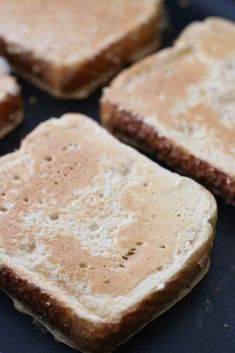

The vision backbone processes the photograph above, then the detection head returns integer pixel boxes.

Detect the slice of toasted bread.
[0,0,164,99]
[0,58,23,138]
[0,113,216,353]
[101,17,235,203]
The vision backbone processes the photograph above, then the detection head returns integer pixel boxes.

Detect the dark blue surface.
[0,1,235,353]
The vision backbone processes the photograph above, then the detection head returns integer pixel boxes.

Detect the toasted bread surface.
[0,114,216,352]
[101,18,235,202]
[0,0,163,98]
[0,58,23,138]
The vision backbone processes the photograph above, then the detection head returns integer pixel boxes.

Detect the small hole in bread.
[1,192,6,197]
[136,241,143,246]
[79,263,88,269]
[119,165,130,176]
[104,279,111,285]
[157,266,162,271]
[44,156,52,162]
[143,182,149,188]
[119,264,125,268]
[89,222,99,231]
[127,250,135,256]
[24,197,29,203]
[49,213,59,221]
[0,206,8,213]
[54,181,58,185]
[122,256,128,260]
[13,174,20,181]
[159,244,166,249]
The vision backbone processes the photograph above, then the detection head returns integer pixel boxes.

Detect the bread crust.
[0,113,217,353]
[0,231,214,353]
[8,37,159,100]
[0,92,23,138]
[101,102,235,203]
[0,3,163,99]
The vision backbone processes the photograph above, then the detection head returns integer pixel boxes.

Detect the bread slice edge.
[0,93,23,139]
[0,208,216,353]
[0,1,163,99]
[100,97,235,204]
[0,112,217,353]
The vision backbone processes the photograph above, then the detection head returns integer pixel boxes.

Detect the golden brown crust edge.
[0,228,215,353]
[0,93,23,138]
[101,102,235,204]
[0,4,163,99]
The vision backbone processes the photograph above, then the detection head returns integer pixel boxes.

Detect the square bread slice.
[0,0,164,99]
[0,114,216,353]
[101,17,235,203]
[0,58,23,138]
